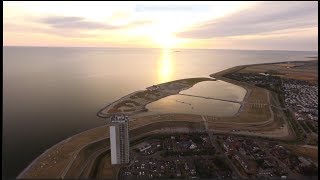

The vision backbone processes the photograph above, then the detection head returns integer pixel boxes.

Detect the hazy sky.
[3,1,318,50]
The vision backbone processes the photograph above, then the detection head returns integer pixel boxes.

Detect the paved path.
[202,115,245,179]
[60,137,108,178]
[78,147,109,178]
[180,93,243,104]
[301,145,318,149]
[59,123,111,179]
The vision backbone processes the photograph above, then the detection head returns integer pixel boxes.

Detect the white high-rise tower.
[109,114,130,165]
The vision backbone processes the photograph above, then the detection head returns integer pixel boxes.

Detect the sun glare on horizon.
[149,23,181,49]
[152,33,178,49]
[3,1,317,51]
[158,49,174,83]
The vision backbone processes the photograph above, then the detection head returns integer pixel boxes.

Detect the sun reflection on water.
[158,49,174,83]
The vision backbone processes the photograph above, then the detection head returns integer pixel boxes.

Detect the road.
[60,122,110,179]
[78,147,109,178]
[258,141,296,177]
[202,115,246,179]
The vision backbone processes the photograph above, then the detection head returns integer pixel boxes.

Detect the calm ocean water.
[3,46,317,178]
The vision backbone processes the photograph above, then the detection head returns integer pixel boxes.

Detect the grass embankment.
[210,80,270,124]
[305,121,318,133]
[64,139,109,178]
[270,77,305,143]
[254,76,305,144]
[88,150,110,178]
[284,144,318,163]
[92,154,119,179]
[19,125,110,178]
[130,120,205,138]
[130,114,203,128]
[215,64,302,143]
[300,121,311,133]
[252,77,304,143]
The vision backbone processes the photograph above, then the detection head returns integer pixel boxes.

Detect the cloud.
[40,16,117,29]
[38,16,154,30]
[4,21,100,38]
[176,1,318,39]
[28,15,154,38]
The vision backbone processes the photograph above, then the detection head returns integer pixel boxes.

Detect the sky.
[3,1,318,51]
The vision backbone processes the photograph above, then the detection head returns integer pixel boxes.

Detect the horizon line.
[3,45,318,52]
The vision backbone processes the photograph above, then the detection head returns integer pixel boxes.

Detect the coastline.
[97,77,215,118]
[96,90,143,118]
[18,59,317,178]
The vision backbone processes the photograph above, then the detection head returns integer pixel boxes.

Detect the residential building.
[110,114,130,165]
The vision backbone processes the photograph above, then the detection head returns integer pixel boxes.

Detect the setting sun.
[3,1,317,50]
[152,33,179,49]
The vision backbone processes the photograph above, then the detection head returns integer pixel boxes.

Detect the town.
[119,133,317,179]
[225,71,318,145]
[283,79,318,131]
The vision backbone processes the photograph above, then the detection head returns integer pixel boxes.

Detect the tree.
[213,156,229,170]
[301,164,318,176]
[255,159,264,167]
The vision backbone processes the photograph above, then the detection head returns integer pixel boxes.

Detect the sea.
[3,46,317,178]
